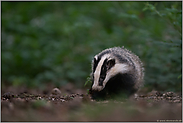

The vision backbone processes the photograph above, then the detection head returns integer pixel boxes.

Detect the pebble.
[134,94,138,99]
[37,97,42,100]
[158,97,162,100]
[172,97,177,100]
[163,93,166,97]
[2,92,14,99]
[51,88,62,95]
[147,90,158,96]
[16,97,25,102]
[60,99,65,102]
[166,97,172,100]
[174,100,180,103]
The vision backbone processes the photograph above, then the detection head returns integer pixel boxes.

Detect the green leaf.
[178,75,182,79]
[84,77,92,87]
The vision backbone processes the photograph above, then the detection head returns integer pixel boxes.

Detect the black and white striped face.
[92,54,130,91]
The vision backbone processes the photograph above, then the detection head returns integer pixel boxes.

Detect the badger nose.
[92,85,103,91]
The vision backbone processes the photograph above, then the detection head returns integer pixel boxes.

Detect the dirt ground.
[1,83,182,122]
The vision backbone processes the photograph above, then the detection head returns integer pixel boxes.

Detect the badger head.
[91,53,132,92]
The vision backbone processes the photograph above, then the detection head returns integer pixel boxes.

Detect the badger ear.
[106,59,115,70]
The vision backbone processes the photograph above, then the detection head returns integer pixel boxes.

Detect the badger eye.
[106,59,115,70]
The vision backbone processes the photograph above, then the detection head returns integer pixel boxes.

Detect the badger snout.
[92,84,103,91]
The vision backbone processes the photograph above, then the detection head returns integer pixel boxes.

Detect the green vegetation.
[2,1,182,91]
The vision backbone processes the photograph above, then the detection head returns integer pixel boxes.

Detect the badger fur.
[89,46,144,99]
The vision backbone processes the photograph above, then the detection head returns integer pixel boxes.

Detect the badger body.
[89,47,144,99]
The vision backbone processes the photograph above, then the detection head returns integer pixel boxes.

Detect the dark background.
[2,1,182,92]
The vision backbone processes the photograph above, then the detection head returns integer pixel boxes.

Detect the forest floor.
[1,83,182,122]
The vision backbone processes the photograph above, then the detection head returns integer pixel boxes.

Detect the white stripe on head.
[92,54,110,91]
[101,63,131,90]
[94,55,98,60]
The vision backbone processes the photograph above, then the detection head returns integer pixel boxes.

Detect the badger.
[89,46,144,99]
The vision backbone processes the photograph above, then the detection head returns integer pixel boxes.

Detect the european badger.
[89,47,144,99]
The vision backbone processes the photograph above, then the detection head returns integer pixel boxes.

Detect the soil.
[1,84,182,122]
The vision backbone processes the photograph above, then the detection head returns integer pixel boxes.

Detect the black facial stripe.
[113,53,128,63]
[98,58,108,86]
[114,53,135,69]
[93,49,111,73]
[123,54,135,69]
[106,59,115,70]
[93,58,97,73]
[98,50,111,59]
